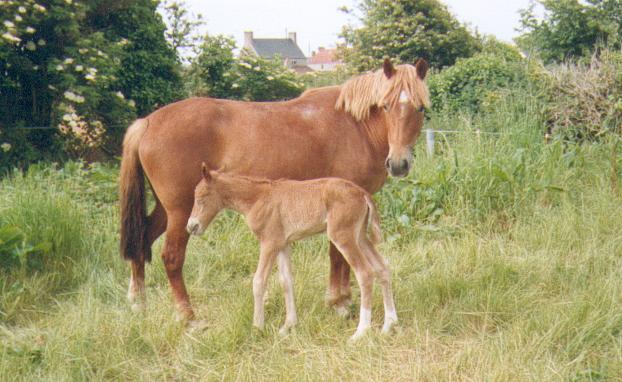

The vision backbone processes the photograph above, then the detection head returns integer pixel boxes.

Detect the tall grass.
[1,90,622,380]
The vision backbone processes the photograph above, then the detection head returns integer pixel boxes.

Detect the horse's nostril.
[401,159,409,169]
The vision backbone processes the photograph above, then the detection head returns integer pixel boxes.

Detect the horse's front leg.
[253,241,280,330]
[327,243,352,317]
[277,247,297,335]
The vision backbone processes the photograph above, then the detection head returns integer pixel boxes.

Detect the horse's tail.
[119,118,151,262]
[364,194,383,244]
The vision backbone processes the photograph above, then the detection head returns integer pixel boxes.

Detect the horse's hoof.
[334,305,350,318]
[278,323,296,336]
[130,302,145,313]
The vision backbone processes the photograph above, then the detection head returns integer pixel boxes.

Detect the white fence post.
[426,128,435,156]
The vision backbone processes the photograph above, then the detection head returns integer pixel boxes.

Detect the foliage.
[428,40,528,113]
[160,0,203,59]
[517,0,622,64]
[537,49,622,141]
[298,66,351,89]
[340,0,481,72]
[187,37,304,101]
[0,0,181,167]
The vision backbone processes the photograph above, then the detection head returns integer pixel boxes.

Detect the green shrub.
[428,45,527,113]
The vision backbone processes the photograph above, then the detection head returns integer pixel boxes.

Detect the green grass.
[2,95,622,380]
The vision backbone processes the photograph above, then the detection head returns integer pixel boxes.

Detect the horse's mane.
[335,65,430,121]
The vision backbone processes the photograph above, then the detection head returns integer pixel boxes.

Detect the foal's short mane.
[335,64,430,121]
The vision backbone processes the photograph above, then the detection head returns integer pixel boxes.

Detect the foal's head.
[187,163,223,236]
[379,58,429,177]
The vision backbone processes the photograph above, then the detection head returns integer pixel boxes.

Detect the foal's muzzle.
[186,218,203,235]
[385,157,411,177]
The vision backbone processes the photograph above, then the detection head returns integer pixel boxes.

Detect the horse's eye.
[418,106,426,113]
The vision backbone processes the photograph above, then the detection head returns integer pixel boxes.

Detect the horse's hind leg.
[160,210,194,321]
[327,243,352,317]
[128,200,168,311]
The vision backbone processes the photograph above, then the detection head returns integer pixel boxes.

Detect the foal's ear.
[201,162,212,182]
[414,58,429,80]
[383,57,396,79]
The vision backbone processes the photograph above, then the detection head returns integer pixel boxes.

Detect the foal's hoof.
[187,319,209,332]
[278,323,297,336]
[334,305,351,318]
[348,328,369,343]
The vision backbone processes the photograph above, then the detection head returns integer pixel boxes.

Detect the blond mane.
[335,65,430,121]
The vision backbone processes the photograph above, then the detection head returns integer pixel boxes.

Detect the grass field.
[2,95,622,380]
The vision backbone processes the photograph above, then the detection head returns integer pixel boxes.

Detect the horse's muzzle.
[386,158,411,177]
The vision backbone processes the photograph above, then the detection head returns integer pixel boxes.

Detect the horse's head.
[379,58,429,177]
[187,163,223,235]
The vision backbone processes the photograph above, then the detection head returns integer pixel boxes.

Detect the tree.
[186,36,304,101]
[160,0,204,61]
[340,0,481,71]
[517,0,622,64]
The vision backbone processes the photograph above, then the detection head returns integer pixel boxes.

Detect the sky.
[181,0,533,56]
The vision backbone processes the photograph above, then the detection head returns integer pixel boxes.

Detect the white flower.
[55,64,64,71]
[87,67,97,75]
[62,114,72,122]
[231,83,239,88]
[2,32,20,43]
[1,143,11,152]
[25,41,36,51]
[37,38,45,46]
[78,48,88,54]
[33,4,46,12]
[266,76,274,81]
[85,73,96,81]
[74,95,84,103]
[117,38,128,46]
[14,15,22,22]
[128,100,136,107]
[18,6,26,14]
[239,62,252,69]
[4,20,14,28]
[253,66,261,71]
[115,91,124,99]
[64,91,77,100]
[65,0,72,4]
[63,58,74,64]
[75,65,83,72]
[25,26,35,34]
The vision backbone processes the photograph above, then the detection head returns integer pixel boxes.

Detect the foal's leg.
[328,243,352,317]
[127,200,167,311]
[161,211,194,321]
[330,232,374,341]
[277,247,297,335]
[359,236,397,334]
[253,241,281,329]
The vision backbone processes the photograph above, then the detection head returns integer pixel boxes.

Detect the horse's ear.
[414,58,429,79]
[383,57,396,79]
[201,162,212,182]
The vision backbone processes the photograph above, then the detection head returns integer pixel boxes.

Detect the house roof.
[251,38,306,60]
[308,48,341,65]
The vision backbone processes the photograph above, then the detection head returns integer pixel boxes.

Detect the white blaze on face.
[399,90,410,104]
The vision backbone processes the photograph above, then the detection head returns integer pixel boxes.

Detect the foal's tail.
[364,194,383,244]
[119,119,151,262]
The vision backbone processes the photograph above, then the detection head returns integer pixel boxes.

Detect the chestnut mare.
[119,58,430,321]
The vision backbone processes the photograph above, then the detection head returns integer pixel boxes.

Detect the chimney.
[288,32,297,44]
[244,30,253,48]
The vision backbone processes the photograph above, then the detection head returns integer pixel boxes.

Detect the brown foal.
[187,164,397,340]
